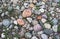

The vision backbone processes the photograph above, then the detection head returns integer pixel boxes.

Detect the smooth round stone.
[52,3,57,7]
[52,25,58,32]
[2,19,11,27]
[13,20,17,25]
[32,20,38,25]
[31,36,38,39]
[1,33,5,38]
[44,29,53,35]
[37,31,43,35]
[8,6,13,11]
[53,0,59,2]
[25,32,32,38]
[42,14,47,19]
[41,18,47,23]
[33,24,42,31]
[41,34,48,39]
[16,6,20,10]
[14,26,18,29]
[52,18,58,25]
[44,23,51,29]
[22,9,32,17]
[39,8,44,13]
[1,13,4,17]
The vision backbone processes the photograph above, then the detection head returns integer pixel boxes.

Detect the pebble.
[1,33,5,38]
[44,23,51,29]
[8,6,13,11]
[44,29,53,35]
[52,18,58,25]
[31,36,38,39]
[1,13,4,17]
[22,9,32,17]
[27,17,32,23]
[41,34,48,39]
[25,32,32,38]
[33,24,42,31]
[32,20,38,25]
[14,26,18,29]
[52,25,58,32]
[13,20,17,25]
[17,19,25,26]
[2,19,11,27]
[41,18,47,23]
[39,8,45,13]
[37,15,42,20]
[37,31,43,35]
[29,3,35,8]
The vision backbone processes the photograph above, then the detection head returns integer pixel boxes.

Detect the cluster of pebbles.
[0,0,60,39]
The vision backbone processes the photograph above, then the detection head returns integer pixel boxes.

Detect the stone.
[37,15,42,20]
[14,26,18,29]
[29,3,35,8]
[39,8,44,13]
[8,6,13,11]
[13,20,17,25]
[44,23,51,29]
[44,29,53,35]
[27,17,32,23]
[2,19,11,27]
[31,36,38,39]
[33,24,42,31]
[25,32,32,38]
[52,18,58,25]
[41,18,47,23]
[1,33,5,38]
[32,20,38,25]
[17,19,25,26]
[42,14,47,19]
[37,31,43,35]
[1,13,4,17]
[52,3,57,7]
[41,34,48,39]
[22,9,32,17]
[52,25,58,32]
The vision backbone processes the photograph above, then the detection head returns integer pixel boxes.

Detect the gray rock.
[44,29,53,35]
[2,19,11,27]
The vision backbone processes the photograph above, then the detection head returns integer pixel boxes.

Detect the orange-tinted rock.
[29,3,35,8]
[22,9,32,17]
[37,16,42,20]
[17,19,25,25]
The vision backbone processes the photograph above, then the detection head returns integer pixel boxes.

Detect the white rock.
[14,26,18,29]
[41,18,47,23]
[52,25,58,32]
[41,34,48,39]
[31,36,38,39]
[1,33,5,38]
[32,20,38,25]
[1,13,4,17]
[44,23,51,29]
[13,20,17,25]
[11,0,18,4]
[39,8,44,13]
[41,2,45,5]
[13,37,18,39]
[27,18,32,23]
[37,31,43,35]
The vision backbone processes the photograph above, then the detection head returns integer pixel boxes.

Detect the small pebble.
[33,24,42,31]
[41,18,47,23]
[22,9,32,17]
[2,19,11,27]
[31,36,38,39]
[17,19,25,26]
[1,33,5,38]
[13,20,17,25]
[41,34,48,39]
[39,8,45,13]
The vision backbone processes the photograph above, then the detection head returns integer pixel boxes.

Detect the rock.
[31,36,38,39]
[41,34,48,39]
[37,31,43,35]
[33,24,42,31]
[53,35,60,39]
[13,20,17,25]
[2,19,11,27]
[17,19,25,26]
[25,32,32,38]
[44,23,51,29]
[27,17,32,23]
[1,33,5,38]
[52,18,58,25]
[52,3,57,7]
[44,29,53,35]
[52,25,58,32]
[42,14,47,19]
[8,6,13,11]
[41,18,47,23]
[14,26,18,29]
[32,20,38,25]
[39,8,45,13]
[22,9,32,17]
[0,22,2,26]
[37,16,42,20]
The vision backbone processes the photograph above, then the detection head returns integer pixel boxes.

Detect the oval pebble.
[31,36,38,39]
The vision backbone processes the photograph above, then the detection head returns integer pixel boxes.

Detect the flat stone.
[2,19,11,27]
[41,34,48,39]
[44,29,53,35]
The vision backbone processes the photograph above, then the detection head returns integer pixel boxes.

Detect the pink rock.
[33,24,42,31]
